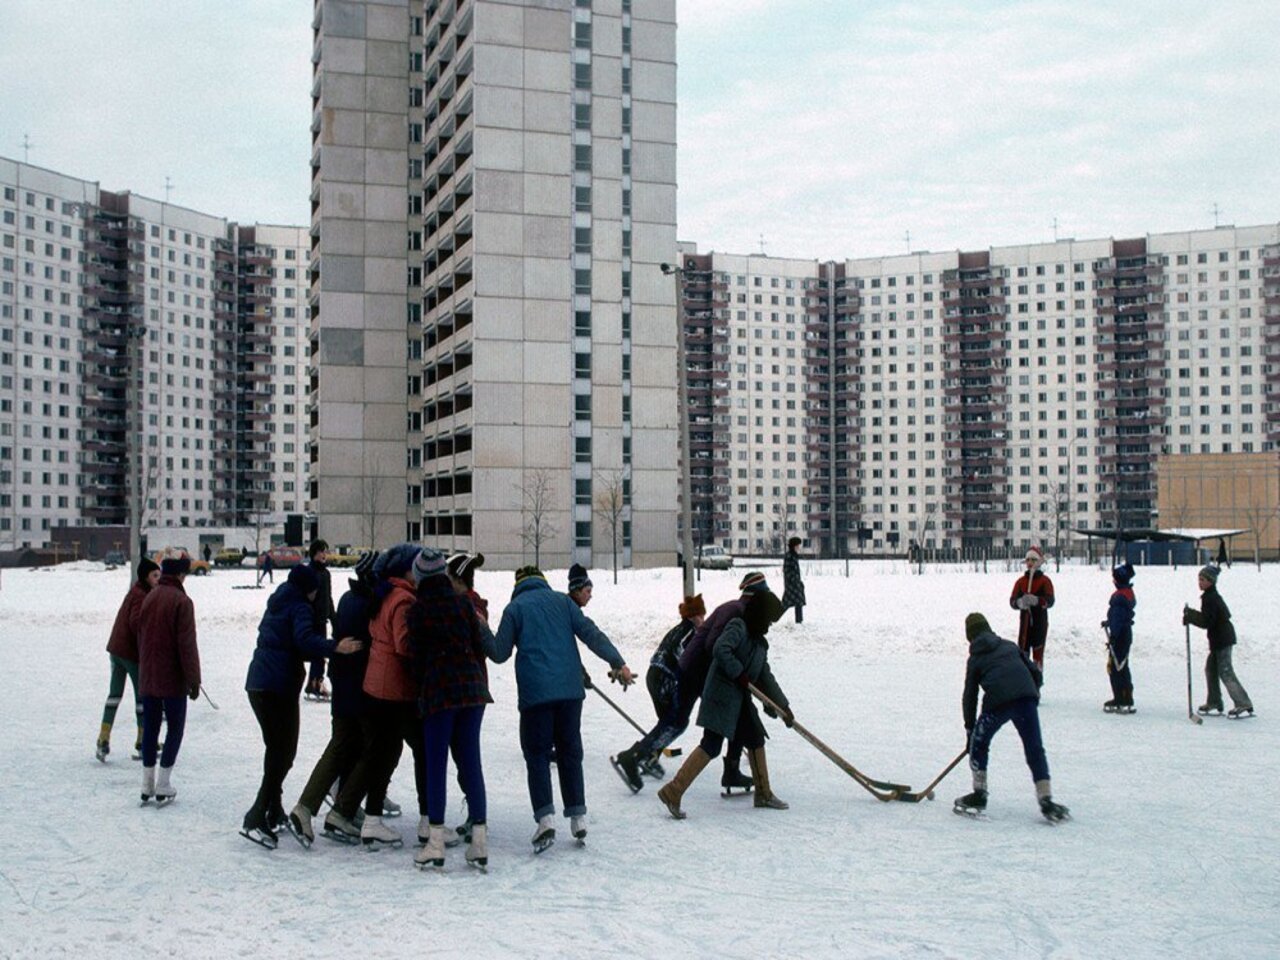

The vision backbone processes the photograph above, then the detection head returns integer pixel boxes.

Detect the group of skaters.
[95,535,1255,864]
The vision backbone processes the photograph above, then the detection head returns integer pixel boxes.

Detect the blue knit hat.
[1112,563,1134,586]
[568,563,592,592]
[738,571,769,594]
[411,547,447,584]
[374,543,421,581]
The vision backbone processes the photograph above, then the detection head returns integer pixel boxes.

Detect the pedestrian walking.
[781,537,806,624]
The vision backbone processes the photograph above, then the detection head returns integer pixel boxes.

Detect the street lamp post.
[662,261,696,598]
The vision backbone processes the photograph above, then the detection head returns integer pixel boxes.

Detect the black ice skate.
[639,754,666,780]
[1039,796,1071,823]
[611,751,644,793]
[1197,704,1224,717]
[1102,697,1119,713]
[1227,707,1256,720]
[953,790,988,819]
[720,760,754,798]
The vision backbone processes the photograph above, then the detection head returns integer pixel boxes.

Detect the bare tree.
[1044,480,1071,572]
[1240,502,1276,570]
[518,468,558,568]
[911,500,940,575]
[363,472,389,549]
[594,470,626,585]
[770,489,792,555]
[1165,499,1193,571]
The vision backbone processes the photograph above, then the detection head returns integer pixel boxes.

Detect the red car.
[256,546,304,570]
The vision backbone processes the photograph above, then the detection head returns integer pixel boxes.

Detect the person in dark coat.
[611,594,707,793]
[658,589,791,819]
[241,564,363,847]
[304,539,335,701]
[1009,545,1055,671]
[408,549,497,869]
[955,613,1068,821]
[781,537,806,623]
[1183,565,1254,717]
[673,571,771,793]
[97,558,159,762]
[490,566,634,852]
[1102,563,1136,713]
[136,555,201,804]
[290,551,379,845]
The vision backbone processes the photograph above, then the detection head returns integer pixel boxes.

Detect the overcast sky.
[3,1,1277,259]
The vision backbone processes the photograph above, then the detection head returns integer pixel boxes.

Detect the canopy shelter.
[1073,527,1249,566]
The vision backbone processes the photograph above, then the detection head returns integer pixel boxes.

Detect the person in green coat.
[657,590,791,818]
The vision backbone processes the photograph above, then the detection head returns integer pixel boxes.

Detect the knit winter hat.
[965,612,991,641]
[787,537,802,549]
[514,565,545,585]
[738,571,769,594]
[1112,563,1135,586]
[136,558,160,583]
[160,555,191,576]
[1198,564,1220,584]
[288,564,319,595]
[353,550,379,582]
[411,547,448,584]
[1025,545,1044,564]
[679,594,706,620]
[374,543,420,581]
[743,590,784,635]
[447,552,484,587]
[568,563,592,592]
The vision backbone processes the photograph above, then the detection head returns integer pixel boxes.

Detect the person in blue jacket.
[1102,563,1136,713]
[490,565,635,853]
[241,564,363,848]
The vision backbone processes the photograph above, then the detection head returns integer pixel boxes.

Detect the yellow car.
[328,545,371,568]
[152,548,211,576]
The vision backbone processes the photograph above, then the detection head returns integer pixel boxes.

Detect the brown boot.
[748,747,789,809]
[657,747,713,819]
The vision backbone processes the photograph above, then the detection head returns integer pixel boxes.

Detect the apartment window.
[574,144,592,172]
[574,394,592,420]
[574,62,592,89]
[574,21,592,48]
[574,352,592,378]
[574,186,591,212]
[575,310,592,336]
[574,103,592,130]
[574,227,591,254]
[575,436,592,462]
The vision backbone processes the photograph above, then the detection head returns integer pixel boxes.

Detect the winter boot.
[571,815,587,843]
[1036,779,1070,822]
[287,802,315,848]
[155,766,177,806]
[141,765,156,804]
[531,814,556,853]
[610,747,644,793]
[465,822,488,869]
[414,824,447,870]
[96,722,112,762]
[954,769,987,815]
[721,757,755,796]
[747,747,789,810]
[657,746,713,820]
[360,814,403,850]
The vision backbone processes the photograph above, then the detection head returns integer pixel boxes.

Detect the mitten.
[581,669,593,689]
[735,672,750,690]
[763,703,778,719]
[188,683,200,701]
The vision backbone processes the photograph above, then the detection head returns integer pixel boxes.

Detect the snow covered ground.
[2,558,1277,959]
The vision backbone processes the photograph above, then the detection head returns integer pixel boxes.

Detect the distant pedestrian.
[1183,565,1254,718]
[1102,564,1136,713]
[954,612,1068,822]
[96,558,160,762]
[258,551,274,586]
[781,537,806,624]
[136,554,201,806]
[1009,545,1054,671]
[202,544,211,565]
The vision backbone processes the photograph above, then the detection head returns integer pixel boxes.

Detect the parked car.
[103,549,127,567]
[152,548,210,576]
[256,546,304,570]
[214,547,248,568]
[695,545,734,570]
[327,545,371,568]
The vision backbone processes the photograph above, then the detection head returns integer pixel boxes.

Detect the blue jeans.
[519,699,585,821]
[422,705,486,825]
[968,696,1049,782]
[141,695,187,768]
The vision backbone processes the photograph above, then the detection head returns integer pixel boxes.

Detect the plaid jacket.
[408,576,493,716]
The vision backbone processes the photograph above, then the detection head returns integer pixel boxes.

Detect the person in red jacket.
[355,543,424,849]
[1009,545,1055,671]
[97,558,160,762]
[136,554,201,805]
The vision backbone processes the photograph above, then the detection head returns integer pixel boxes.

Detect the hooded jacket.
[490,576,624,710]
[137,574,200,698]
[962,629,1042,731]
[363,576,418,702]
[245,581,338,696]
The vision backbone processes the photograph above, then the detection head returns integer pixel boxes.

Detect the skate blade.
[1042,813,1071,825]
[532,831,556,854]
[285,817,313,850]
[155,796,175,808]
[139,795,153,807]
[361,838,404,852]
[1228,711,1256,720]
[466,858,488,872]
[321,828,361,846]
[721,787,754,798]
[952,806,988,820]
[239,828,279,850]
[610,757,644,794]
[414,858,444,871]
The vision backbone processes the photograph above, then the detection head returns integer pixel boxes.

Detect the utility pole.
[164,177,175,203]
[1211,203,1221,228]
[662,262,695,598]
[21,134,34,163]
[903,229,912,252]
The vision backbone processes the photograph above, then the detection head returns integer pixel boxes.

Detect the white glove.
[1019,594,1038,610]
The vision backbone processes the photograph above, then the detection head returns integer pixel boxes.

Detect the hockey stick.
[200,684,220,711]
[585,675,681,757]
[897,749,968,802]
[1184,622,1203,725]
[747,684,907,802]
